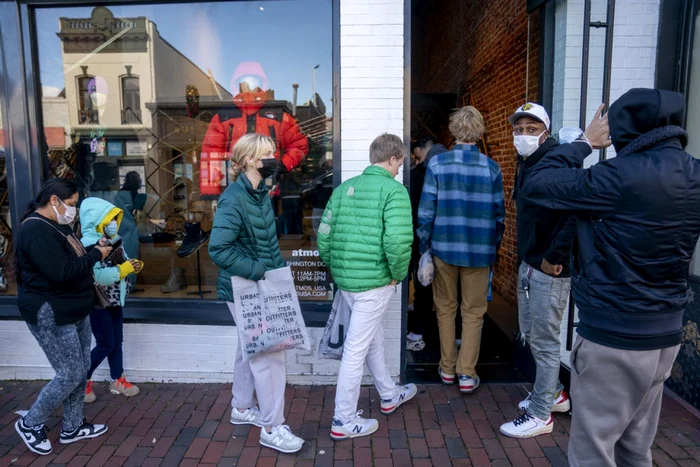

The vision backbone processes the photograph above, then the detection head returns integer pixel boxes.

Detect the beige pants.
[432,256,490,378]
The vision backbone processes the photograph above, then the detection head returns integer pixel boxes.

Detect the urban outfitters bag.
[230,266,311,361]
[317,290,352,360]
[417,249,434,286]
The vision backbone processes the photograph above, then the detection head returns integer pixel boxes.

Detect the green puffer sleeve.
[382,185,413,282]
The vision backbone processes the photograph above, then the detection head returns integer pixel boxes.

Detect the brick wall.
[412,0,541,303]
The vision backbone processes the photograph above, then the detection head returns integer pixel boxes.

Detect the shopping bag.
[417,249,434,286]
[317,290,352,360]
[230,266,311,361]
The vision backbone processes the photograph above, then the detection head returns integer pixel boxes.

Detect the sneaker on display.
[110,376,140,397]
[406,338,425,352]
[161,267,187,293]
[500,412,553,438]
[15,416,52,456]
[381,383,418,415]
[458,375,480,394]
[60,420,108,444]
[0,268,7,292]
[177,222,209,257]
[519,389,571,413]
[230,406,264,428]
[84,380,96,403]
[438,367,455,385]
[330,410,379,440]
[259,425,304,453]
[0,234,6,259]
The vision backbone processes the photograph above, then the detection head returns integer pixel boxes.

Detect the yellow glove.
[117,261,135,280]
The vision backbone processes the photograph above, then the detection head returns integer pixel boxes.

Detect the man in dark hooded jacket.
[524,88,700,467]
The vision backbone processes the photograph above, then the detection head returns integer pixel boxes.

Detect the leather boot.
[177,222,209,257]
[161,267,187,293]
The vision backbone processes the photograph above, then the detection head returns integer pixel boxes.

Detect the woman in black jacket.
[13,179,112,456]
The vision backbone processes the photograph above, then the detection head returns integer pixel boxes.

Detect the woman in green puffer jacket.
[208,133,304,454]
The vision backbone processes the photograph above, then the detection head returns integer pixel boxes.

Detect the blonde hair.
[449,106,485,143]
[228,133,276,181]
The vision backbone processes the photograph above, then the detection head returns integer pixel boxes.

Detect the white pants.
[227,303,287,428]
[334,285,398,423]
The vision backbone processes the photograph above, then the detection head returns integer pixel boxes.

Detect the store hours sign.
[282,249,333,301]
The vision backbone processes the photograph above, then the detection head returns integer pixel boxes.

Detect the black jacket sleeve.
[27,234,102,284]
[543,215,576,265]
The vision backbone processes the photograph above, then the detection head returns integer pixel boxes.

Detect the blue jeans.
[517,262,570,420]
[87,306,124,380]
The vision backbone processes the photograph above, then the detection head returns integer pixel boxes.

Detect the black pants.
[87,306,124,380]
[408,269,435,337]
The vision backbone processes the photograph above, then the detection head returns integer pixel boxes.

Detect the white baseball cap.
[508,103,551,130]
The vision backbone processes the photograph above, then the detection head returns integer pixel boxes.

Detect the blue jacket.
[417,144,505,268]
[524,88,700,350]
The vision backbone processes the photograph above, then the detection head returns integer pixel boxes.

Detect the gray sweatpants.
[228,303,286,428]
[23,303,91,432]
[568,335,680,467]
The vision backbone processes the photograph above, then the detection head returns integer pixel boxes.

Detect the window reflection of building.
[77,73,99,124]
[121,72,141,124]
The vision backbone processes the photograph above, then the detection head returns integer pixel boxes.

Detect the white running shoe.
[15,416,52,456]
[230,406,264,428]
[438,367,455,385]
[259,425,304,453]
[519,390,571,413]
[381,384,418,415]
[500,412,553,438]
[459,375,480,394]
[60,420,108,444]
[330,410,379,440]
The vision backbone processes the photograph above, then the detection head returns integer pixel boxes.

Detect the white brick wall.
[0,0,407,384]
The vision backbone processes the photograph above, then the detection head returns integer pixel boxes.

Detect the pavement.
[1,381,700,466]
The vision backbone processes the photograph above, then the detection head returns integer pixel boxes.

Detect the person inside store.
[80,197,143,404]
[13,178,111,456]
[113,171,142,261]
[208,133,305,454]
[407,136,435,352]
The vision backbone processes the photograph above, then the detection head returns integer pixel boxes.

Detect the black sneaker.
[60,420,108,444]
[15,417,52,455]
[177,222,209,257]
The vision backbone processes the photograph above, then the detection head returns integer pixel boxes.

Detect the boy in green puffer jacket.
[317,133,417,440]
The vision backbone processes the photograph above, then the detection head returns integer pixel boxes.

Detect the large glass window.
[36,1,334,302]
[688,11,700,276]
[0,96,14,295]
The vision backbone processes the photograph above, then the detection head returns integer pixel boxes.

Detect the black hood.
[425,143,448,164]
[609,88,686,153]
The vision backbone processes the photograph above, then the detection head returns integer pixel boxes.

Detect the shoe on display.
[438,367,455,385]
[0,234,6,259]
[500,412,553,439]
[330,410,379,440]
[60,419,108,444]
[161,267,187,293]
[230,406,264,428]
[381,383,418,415]
[0,268,7,292]
[406,338,425,352]
[109,376,140,397]
[84,380,96,403]
[177,222,209,257]
[15,415,52,456]
[519,389,571,413]
[259,425,304,453]
[459,375,480,394]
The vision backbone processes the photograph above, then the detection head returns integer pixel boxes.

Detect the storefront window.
[688,11,700,276]
[35,1,334,301]
[0,102,15,295]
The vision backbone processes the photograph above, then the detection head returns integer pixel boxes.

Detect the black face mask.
[258,159,278,179]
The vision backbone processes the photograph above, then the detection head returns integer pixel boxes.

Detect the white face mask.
[513,130,547,158]
[104,220,118,237]
[52,199,77,225]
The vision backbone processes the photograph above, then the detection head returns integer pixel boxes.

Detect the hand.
[96,246,112,260]
[541,258,563,277]
[129,259,143,273]
[389,280,398,286]
[98,237,111,247]
[583,104,612,149]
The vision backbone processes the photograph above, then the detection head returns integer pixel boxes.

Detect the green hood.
[79,197,123,247]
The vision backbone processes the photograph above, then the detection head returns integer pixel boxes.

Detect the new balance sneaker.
[500,412,553,438]
[110,376,140,397]
[259,425,304,453]
[230,406,263,428]
[84,380,96,403]
[438,367,455,385]
[60,420,108,444]
[459,375,480,394]
[518,390,571,413]
[330,411,379,440]
[381,384,418,415]
[15,416,52,456]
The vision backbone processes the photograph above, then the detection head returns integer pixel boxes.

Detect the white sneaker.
[500,412,553,438]
[230,407,264,428]
[406,338,425,352]
[381,384,418,415]
[15,416,52,456]
[330,410,379,440]
[459,375,480,394]
[259,425,304,453]
[438,367,455,385]
[519,390,571,413]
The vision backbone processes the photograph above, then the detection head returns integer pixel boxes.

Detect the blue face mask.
[104,220,118,237]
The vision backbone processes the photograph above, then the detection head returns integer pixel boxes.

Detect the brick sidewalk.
[1,381,699,466]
